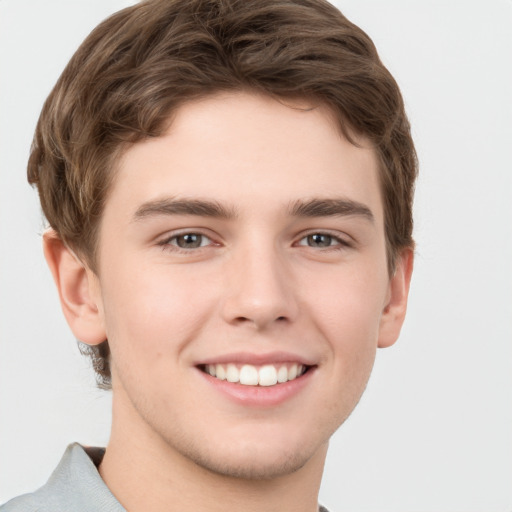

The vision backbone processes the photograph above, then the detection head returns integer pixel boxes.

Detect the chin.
[181,441,317,480]
[146,390,348,481]
[159,419,326,481]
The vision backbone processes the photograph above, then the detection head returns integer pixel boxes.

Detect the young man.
[1,0,416,510]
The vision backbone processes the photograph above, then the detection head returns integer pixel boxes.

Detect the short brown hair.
[28,0,417,387]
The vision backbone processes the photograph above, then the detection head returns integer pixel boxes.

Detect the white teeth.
[239,365,259,386]
[204,362,308,387]
[277,365,288,383]
[258,365,278,386]
[216,364,226,380]
[226,364,239,383]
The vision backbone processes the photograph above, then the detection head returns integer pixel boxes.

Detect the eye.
[297,233,346,248]
[164,233,213,249]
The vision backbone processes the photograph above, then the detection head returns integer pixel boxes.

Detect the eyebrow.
[132,196,374,223]
[288,198,374,222]
[133,198,238,221]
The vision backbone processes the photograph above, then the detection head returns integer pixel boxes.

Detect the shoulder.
[0,491,47,512]
[0,493,40,512]
[0,444,123,512]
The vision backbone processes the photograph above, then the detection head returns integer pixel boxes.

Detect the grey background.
[1,1,511,510]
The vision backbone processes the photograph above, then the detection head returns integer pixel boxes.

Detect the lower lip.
[197,367,315,407]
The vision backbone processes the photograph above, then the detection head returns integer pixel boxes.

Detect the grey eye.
[305,234,334,247]
[173,233,208,248]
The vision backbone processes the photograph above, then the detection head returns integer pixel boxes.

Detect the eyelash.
[296,232,351,250]
[158,230,351,253]
[158,232,215,252]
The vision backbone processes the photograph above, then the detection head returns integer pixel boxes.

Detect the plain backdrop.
[1,1,511,511]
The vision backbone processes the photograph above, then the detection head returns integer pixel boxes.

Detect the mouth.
[198,362,311,387]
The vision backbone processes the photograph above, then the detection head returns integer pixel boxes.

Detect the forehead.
[107,92,383,223]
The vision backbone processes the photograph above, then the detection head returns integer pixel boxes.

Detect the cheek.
[303,263,388,387]
[99,260,219,366]
[307,271,386,419]
[307,266,387,342]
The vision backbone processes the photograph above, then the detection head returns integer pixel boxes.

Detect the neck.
[99,393,327,512]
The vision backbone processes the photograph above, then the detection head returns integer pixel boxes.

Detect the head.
[30,0,416,474]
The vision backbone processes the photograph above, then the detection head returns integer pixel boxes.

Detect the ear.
[43,229,106,345]
[377,249,414,348]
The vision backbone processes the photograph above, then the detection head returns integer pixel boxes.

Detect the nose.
[221,242,299,330]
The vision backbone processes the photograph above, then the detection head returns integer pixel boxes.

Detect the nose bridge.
[221,234,297,328]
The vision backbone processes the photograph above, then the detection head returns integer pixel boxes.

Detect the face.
[88,92,404,479]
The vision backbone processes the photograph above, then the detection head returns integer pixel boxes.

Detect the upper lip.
[195,351,317,367]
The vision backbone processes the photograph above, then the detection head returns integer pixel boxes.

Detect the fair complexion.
[44,92,413,512]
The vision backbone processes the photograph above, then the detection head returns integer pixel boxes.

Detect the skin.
[44,92,413,512]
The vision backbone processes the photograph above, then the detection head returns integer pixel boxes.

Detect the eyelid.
[172,234,212,248]
[295,229,353,248]
[155,227,354,252]
[157,228,219,250]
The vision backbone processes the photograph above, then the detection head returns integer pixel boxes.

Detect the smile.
[201,363,309,387]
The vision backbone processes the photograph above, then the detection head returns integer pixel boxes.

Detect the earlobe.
[377,249,414,348]
[43,229,106,346]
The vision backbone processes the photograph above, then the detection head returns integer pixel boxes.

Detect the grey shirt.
[0,444,123,511]
[1,443,330,511]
